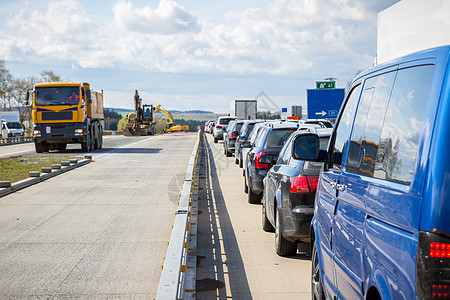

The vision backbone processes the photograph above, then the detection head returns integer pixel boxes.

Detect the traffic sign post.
[307,88,345,120]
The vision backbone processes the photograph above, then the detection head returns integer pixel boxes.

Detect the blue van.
[295,46,450,300]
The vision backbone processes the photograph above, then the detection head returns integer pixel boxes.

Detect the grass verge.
[0,156,83,183]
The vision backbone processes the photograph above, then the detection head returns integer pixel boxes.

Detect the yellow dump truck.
[29,82,104,153]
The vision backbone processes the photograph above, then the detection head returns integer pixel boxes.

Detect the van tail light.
[255,152,269,169]
[416,231,450,299]
[215,125,222,129]
[430,243,450,258]
[290,175,319,193]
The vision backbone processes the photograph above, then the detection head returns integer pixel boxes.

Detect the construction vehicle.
[153,105,189,132]
[123,90,155,136]
[29,82,104,153]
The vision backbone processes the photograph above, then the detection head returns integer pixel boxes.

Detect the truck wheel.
[35,142,44,153]
[93,125,99,150]
[275,209,297,256]
[98,128,103,149]
[81,135,90,152]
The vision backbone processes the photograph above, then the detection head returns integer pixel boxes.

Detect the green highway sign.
[316,81,335,89]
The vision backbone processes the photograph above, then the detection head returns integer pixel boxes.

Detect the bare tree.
[0,59,14,110]
[40,70,62,82]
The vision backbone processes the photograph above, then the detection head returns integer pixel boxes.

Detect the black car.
[262,128,331,256]
[243,122,298,204]
[235,120,263,167]
[223,120,244,157]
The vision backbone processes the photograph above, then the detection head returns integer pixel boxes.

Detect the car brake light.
[230,134,238,139]
[290,175,319,193]
[215,125,222,129]
[255,152,268,168]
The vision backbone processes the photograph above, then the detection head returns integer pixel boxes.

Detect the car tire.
[214,137,218,143]
[235,157,239,164]
[239,158,243,168]
[275,209,297,256]
[244,177,248,194]
[226,148,231,157]
[262,201,274,232]
[248,186,261,204]
[312,239,326,300]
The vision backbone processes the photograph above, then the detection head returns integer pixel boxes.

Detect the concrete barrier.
[0,155,93,198]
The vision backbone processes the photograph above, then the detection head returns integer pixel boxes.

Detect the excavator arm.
[153,105,189,132]
[153,105,175,126]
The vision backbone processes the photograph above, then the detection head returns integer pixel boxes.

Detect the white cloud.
[113,0,201,34]
[0,0,400,112]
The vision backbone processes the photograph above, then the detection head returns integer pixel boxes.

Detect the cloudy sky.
[0,0,399,113]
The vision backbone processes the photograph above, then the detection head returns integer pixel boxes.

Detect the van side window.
[329,84,361,171]
[346,71,397,176]
[374,65,435,185]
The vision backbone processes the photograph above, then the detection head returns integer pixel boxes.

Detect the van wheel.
[262,201,274,232]
[275,209,297,256]
[312,239,325,300]
[35,142,44,153]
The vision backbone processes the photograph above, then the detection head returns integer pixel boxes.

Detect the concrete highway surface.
[0,133,197,299]
[196,134,312,300]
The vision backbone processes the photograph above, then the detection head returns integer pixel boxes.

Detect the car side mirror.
[292,133,325,161]
[241,141,251,148]
[258,154,274,165]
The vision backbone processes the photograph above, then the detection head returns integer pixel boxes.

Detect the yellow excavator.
[153,105,189,132]
[123,90,155,136]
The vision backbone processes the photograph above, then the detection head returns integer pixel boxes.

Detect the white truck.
[230,100,257,120]
[376,0,450,65]
[0,111,24,138]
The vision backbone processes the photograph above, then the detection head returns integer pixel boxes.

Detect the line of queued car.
[205,117,332,257]
[205,46,450,300]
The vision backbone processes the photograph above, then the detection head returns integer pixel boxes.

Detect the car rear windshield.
[219,118,236,125]
[265,128,296,149]
[242,123,256,136]
[234,123,244,133]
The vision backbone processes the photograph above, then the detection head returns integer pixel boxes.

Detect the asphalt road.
[0,133,197,299]
[196,133,312,299]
